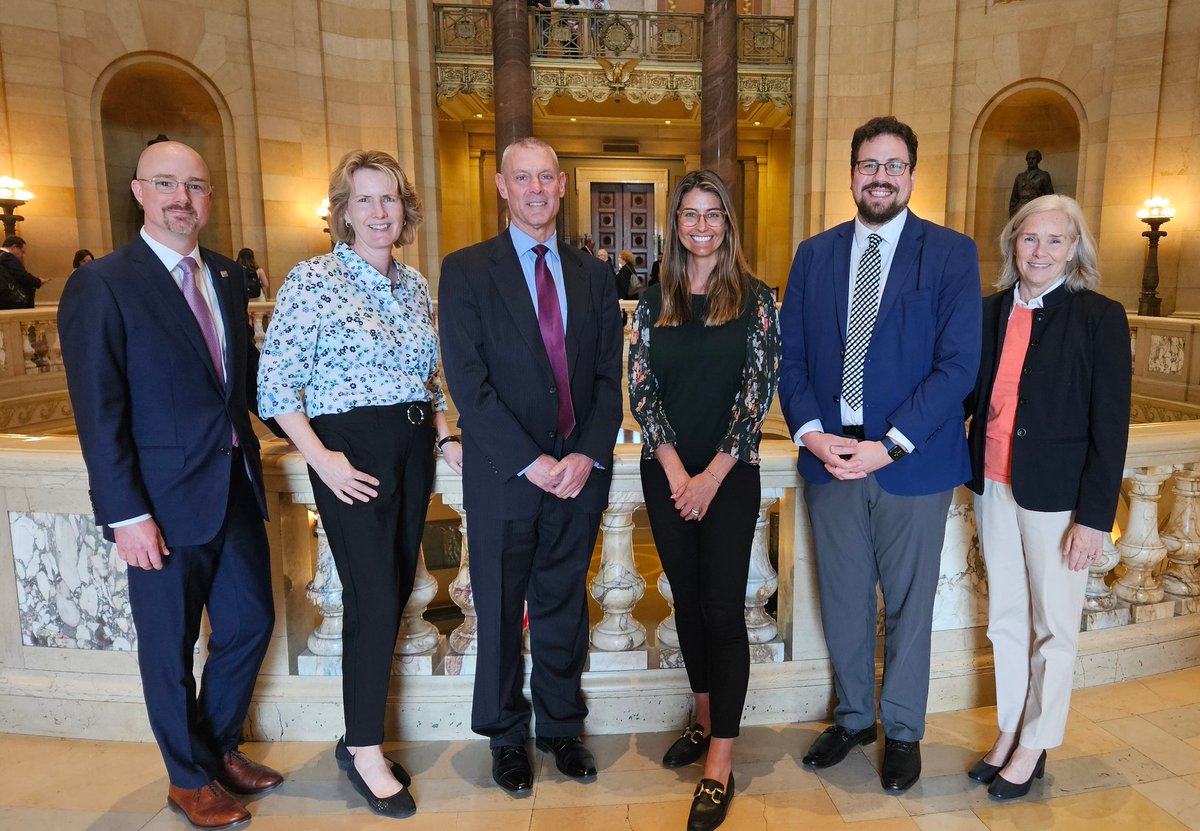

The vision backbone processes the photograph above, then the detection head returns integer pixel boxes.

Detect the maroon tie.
[532,244,576,438]
[178,256,238,447]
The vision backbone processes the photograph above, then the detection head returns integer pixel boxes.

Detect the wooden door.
[591,183,653,281]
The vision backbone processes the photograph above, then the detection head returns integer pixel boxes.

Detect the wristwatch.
[880,436,908,462]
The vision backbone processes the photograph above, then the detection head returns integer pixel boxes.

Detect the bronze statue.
[1009,150,1054,216]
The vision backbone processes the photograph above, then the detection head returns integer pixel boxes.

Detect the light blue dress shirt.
[509,224,568,331]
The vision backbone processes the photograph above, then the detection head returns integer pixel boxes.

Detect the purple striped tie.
[532,244,576,438]
[178,256,238,447]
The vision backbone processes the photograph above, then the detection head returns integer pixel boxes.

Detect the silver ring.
[690,508,700,516]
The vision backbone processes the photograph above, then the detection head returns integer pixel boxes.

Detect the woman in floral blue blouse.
[258,150,461,820]
[628,170,779,831]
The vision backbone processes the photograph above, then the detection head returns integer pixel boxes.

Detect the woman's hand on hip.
[313,449,380,504]
[1063,522,1105,572]
[441,441,464,475]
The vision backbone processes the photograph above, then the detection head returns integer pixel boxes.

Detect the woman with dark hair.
[236,247,269,299]
[72,249,94,269]
[965,194,1130,800]
[628,170,779,831]
[258,149,462,819]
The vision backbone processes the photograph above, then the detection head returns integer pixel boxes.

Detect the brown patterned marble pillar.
[701,0,739,207]
[492,0,534,232]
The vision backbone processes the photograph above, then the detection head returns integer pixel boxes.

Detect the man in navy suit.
[438,137,622,796]
[779,116,981,792]
[59,141,282,829]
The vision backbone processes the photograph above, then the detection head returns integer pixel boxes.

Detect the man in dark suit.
[779,116,982,793]
[438,137,622,796]
[0,235,45,308]
[59,140,282,829]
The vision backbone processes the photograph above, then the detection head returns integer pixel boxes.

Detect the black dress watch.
[881,436,908,461]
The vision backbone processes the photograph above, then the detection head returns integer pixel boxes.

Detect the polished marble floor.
[4,667,1200,829]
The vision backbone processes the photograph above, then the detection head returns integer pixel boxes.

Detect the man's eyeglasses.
[136,177,213,196]
[852,160,911,177]
[677,209,726,227]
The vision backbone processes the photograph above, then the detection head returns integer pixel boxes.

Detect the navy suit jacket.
[59,234,269,546]
[779,212,982,496]
[438,233,623,521]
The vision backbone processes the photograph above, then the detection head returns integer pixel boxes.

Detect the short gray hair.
[997,194,1100,293]
[499,137,560,173]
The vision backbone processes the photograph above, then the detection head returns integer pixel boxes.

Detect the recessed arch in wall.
[968,81,1084,284]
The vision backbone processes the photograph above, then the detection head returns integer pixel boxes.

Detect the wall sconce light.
[0,176,34,238]
[1136,195,1175,317]
[317,199,330,237]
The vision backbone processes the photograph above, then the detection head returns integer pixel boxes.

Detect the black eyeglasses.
[136,177,213,196]
[852,160,911,177]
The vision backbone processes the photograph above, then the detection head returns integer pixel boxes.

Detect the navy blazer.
[965,288,1130,531]
[779,212,982,496]
[438,233,624,520]
[59,234,268,546]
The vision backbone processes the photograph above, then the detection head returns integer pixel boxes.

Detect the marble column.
[393,545,447,675]
[492,0,534,233]
[297,507,343,676]
[745,493,782,662]
[442,497,479,675]
[588,492,649,670]
[700,0,739,205]
[1162,463,1200,613]
[1114,466,1176,622]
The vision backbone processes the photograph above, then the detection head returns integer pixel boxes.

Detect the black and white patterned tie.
[841,233,883,411]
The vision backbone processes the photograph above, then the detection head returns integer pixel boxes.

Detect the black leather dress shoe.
[966,755,1004,784]
[335,737,412,787]
[687,772,734,831]
[802,724,878,768]
[535,736,597,778]
[988,750,1046,801]
[345,761,416,818]
[491,745,533,796]
[880,738,921,792]
[663,724,711,768]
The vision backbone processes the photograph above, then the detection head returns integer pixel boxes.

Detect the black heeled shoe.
[966,756,1004,784]
[987,750,1046,801]
[663,723,711,768]
[345,759,417,818]
[687,771,734,831]
[335,737,412,787]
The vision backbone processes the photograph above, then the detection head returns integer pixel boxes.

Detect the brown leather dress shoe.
[219,749,284,794]
[167,781,250,829]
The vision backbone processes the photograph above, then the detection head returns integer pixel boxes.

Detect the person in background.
[72,249,95,269]
[615,249,640,300]
[258,149,462,820]
[964,194,1130,800]
[649,251,663,287]
[236,248,270,299]
[0,236,46,308]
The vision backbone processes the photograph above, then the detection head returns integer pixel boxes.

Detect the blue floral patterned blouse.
[257,242,447,419]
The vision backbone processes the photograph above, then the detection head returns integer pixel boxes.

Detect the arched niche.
[970,83,1082,283]
[98,57,233,256]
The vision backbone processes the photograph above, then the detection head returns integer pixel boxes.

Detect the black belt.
[841,424,866,441]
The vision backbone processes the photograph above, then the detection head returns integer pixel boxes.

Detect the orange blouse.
[984,306,1033,484]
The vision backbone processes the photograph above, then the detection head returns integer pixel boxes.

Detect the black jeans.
[309,402,435,745]
[641,458,760,738]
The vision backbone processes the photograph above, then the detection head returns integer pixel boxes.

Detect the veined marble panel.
[932,500,987,631]
[12,511,134,651]
[1149,334,1185,375]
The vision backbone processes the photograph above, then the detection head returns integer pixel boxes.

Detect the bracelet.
[437,435,461,449]
[705,468,723,485]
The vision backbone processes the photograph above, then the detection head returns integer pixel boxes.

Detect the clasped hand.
[525,452,594,499]
[803,432,893,479]
[669,471,719,521]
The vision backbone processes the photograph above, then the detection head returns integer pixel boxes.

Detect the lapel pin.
[219,270,229,279]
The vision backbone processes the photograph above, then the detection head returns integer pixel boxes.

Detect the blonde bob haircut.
[328,149,423,248]
[997,194,1099,293]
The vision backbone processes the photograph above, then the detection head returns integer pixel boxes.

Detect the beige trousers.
[976,479,1088,749]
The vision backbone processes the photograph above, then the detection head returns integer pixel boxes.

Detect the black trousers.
[468,497,601,747]
[128,450,274,789]
[641,458,760,738]
[309,402,435,746]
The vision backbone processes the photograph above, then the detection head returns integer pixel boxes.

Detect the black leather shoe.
[663,724,710,768]
[802,724,878,768]
[491,745,533,796]
[335,737,412,787]
[967,755,1005,784]
[687,772,734,831]
[880,738,921,792]
[535,736,598,778]
[345,760,416,818]
[988,750,1046,801]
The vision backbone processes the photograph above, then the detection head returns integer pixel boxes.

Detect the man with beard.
[59,140,283,829]
[778,116,981,792]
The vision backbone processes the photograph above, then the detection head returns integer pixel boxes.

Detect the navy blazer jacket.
[779,212,982,496]
[59,234,268,546]
[438,233,623,520]
[965,287,1130,531]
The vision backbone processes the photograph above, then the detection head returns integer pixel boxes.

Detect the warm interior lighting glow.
[1137,195,1176,220]
[316,199,329,219]
[0,176,34,201]
[664,120,672,125]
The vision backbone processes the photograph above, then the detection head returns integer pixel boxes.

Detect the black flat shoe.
[663,724,711,768]
[535,736,597,779]
[345,760,416,818]
[491,744,533,796]
[802,724,878,768]
[335,737,412,787]
[880,738,921,792]
[967,755,1005,784]
[687,772,734,831]
[988,750,1046,801]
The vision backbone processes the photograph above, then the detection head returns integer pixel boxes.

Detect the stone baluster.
[1081,529,1126,629]
[393,542,446,674]
[1114,466,1176,622]
[588,492,648,669]
[298,505,343,674]
[1162,463,1200,614]
[441,496,478,674]
[251,310,268,351]
[656,571,682,668]
[746,492,783,661]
